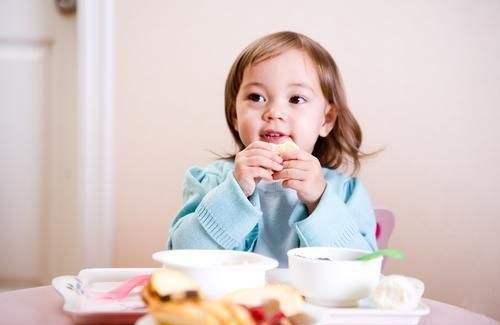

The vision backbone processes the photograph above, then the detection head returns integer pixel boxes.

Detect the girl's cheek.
[245,102,261,109]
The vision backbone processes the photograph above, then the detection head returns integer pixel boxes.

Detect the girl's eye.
[290,96,307,104]
[248,93,265,103]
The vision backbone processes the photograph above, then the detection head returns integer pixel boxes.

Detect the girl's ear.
[232,109,239,131]
[319,104,337,137]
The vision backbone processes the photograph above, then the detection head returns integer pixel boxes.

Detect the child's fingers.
[280,149,311,162]
[249,166,273,181]
[243,155,283,171]
[273,168,307,181]
[282,179,304,191]
[244,148,283,164]
[282,159,310,171]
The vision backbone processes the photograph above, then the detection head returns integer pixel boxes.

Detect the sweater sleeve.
[292,177,377,251]
[167,161,261,250]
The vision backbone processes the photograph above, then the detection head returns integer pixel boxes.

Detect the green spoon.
[357,248,405,261]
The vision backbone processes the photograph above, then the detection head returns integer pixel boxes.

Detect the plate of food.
[286,247,429,324]
[136,253,429,325]
[52,250,279,324]
[137,248,429,325]
[52,268,155,324]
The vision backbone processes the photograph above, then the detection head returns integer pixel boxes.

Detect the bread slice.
[142,268,255,325]
[150,268,200,299]
[223,284,304,316]
[150,300,220,325]
[221,301,255,325]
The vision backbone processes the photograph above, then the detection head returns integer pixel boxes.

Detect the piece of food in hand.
[274,139,299,156]
[223,284,304,317]
[372,275,425,310]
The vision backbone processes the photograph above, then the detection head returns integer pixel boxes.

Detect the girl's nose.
[263,102,286,121]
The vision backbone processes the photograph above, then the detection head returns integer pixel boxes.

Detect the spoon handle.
[357,249,404,261]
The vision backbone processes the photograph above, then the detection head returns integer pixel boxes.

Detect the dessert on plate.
[372,275,425,310]
[142,268,312,325]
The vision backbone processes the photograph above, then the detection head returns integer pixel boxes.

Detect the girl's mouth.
[261,131,290,144]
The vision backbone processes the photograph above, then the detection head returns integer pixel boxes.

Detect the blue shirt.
[167,159,377,265]
[253,180,299,266]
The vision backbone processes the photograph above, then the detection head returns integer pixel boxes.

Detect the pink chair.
[374,208,395,249]
[374,208,395,271]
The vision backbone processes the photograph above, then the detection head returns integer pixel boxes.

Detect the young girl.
[168,31,377,266]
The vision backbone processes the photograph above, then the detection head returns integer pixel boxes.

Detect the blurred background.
[1,0,499,320]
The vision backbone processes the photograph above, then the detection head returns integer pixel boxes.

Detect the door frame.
[77,0,115,267]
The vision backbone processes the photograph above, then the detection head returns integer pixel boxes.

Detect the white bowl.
[287,247,382,307]
[152,249,278,298]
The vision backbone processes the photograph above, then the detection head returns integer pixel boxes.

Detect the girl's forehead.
[242,49,320,87]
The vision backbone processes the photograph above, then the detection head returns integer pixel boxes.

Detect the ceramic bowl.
[287,247,382,307]
[152,249,278,298]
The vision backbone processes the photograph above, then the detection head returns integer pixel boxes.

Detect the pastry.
[142,268,254,325]
[274,139,299,155]
[145,268,201,301]
[223,284,304,317]
[142,268,310,325]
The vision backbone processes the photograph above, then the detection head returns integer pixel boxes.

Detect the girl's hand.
[273,150,326,213]
[233,141,283,197]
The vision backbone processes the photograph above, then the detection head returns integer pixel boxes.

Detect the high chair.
[374,208,395,249]
[374,208,395,272]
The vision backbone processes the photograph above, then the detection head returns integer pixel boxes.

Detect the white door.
[0,0,81,288]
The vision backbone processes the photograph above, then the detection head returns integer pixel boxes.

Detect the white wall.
[114,0,500,320]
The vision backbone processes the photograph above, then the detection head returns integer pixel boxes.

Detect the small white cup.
[288,247,382,307]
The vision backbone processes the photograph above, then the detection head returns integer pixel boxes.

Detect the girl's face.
[233,49,335,154]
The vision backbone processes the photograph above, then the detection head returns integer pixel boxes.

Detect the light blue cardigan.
[168,160,377,257]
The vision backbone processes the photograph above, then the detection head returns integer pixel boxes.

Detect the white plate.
[267,268,430,325]
[136,301,430,325]
[303,300,430,325]
[52,268,156,324]
[135,302,429,325]
[135,314,155,325]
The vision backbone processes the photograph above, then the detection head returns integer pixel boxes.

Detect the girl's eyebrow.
[241,81,265,89]
[288,82,315,93]
[242,82,314,93]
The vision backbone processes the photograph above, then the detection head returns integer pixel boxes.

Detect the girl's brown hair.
[224,31,371,174]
